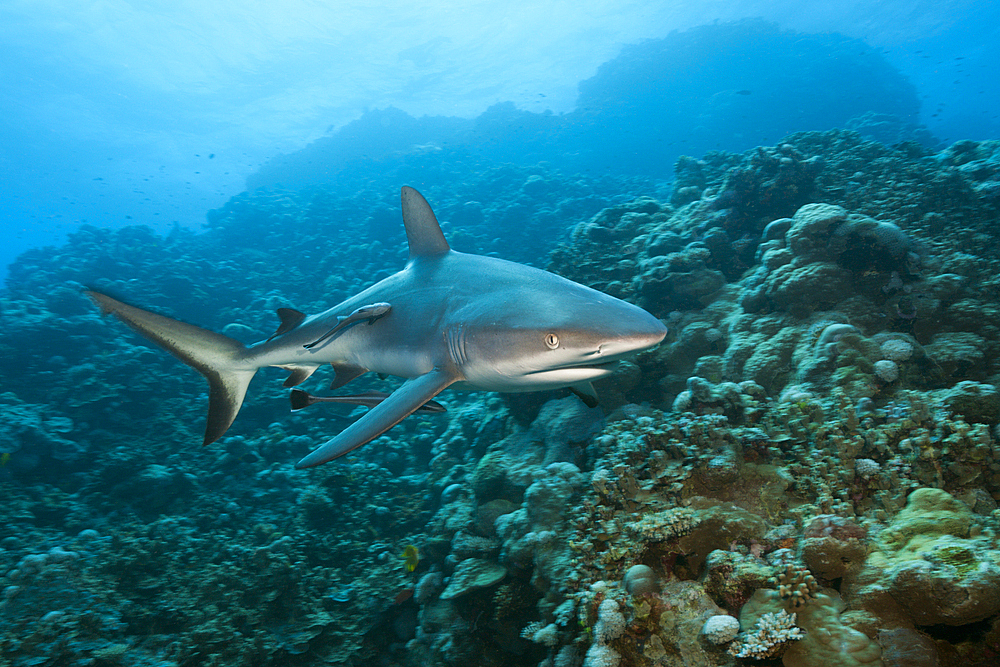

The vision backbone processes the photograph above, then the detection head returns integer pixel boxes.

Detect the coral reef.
[4,129,1000,666]
[729,608,804,659]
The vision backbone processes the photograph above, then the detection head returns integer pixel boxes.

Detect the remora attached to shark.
[87,187,667,468]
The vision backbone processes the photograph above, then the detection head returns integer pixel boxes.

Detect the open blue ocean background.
[3,2,1000,667]
[1,0,998,275]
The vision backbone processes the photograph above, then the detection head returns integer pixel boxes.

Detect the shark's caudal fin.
[86,290,257,446]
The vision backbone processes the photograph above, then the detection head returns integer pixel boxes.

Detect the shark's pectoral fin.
[329,362,367,390]
[295,368,457,469]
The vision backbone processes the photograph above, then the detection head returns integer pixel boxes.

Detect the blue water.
[3,3,1000,666]
[1,1,997,277]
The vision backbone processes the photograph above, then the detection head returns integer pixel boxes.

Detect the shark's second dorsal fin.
[401,186,450,260]
[268,308,307,342]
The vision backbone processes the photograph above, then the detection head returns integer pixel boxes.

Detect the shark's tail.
[86,290,258,446]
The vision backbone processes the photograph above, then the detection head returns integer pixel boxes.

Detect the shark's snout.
[606,307,668,356]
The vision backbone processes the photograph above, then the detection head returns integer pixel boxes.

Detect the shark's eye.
[544,333,559,349]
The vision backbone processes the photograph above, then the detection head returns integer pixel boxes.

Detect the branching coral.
[727,609,804,659]
[774,564,819,607]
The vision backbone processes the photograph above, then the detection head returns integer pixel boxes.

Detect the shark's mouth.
[526,359,621,375]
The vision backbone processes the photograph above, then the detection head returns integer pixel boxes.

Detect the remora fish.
[303,302,391,349]
[87,186,667,468]
[289,388,445,414]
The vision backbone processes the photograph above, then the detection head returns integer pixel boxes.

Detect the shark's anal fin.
[267,308,307,342]
[281,365,318,387]
[295,368,457,469]
[304,303,391,349]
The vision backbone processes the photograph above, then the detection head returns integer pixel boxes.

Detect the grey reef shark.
[87,187,667,469]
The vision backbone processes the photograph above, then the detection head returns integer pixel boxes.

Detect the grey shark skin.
[87,186,667,469]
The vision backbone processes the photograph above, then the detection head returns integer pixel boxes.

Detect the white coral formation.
[583,642,621,667]
[521,621,560,647]
[728,610,804,659]
[874,359,899,382]
[701,614,740,644]
[581,598,626,667]
[880,338,914,361]
[855,458,881,480]
[593,598,626,643]
[414,571,443,604]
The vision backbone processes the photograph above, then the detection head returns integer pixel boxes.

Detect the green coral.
[877,487,976,555]
[864,488,1000,626]
[928,543,979,578]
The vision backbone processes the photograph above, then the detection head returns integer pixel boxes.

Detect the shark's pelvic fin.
[569,382,600,408]
[267,307,307,342]
[85,290,256,446]
[401,186,450,259]
[295,367,457,468]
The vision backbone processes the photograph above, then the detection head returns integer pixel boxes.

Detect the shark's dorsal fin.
[267,308,307,342]
[401,186,450,260]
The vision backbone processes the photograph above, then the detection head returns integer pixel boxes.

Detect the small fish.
[0,452,10,467]
[289,388,446,413]
[393,587,415,605]
[736,89,752,96]
[401,545,419,572]
[303,302,391,349]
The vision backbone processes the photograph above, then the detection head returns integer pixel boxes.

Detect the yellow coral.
[401,545,419,572]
